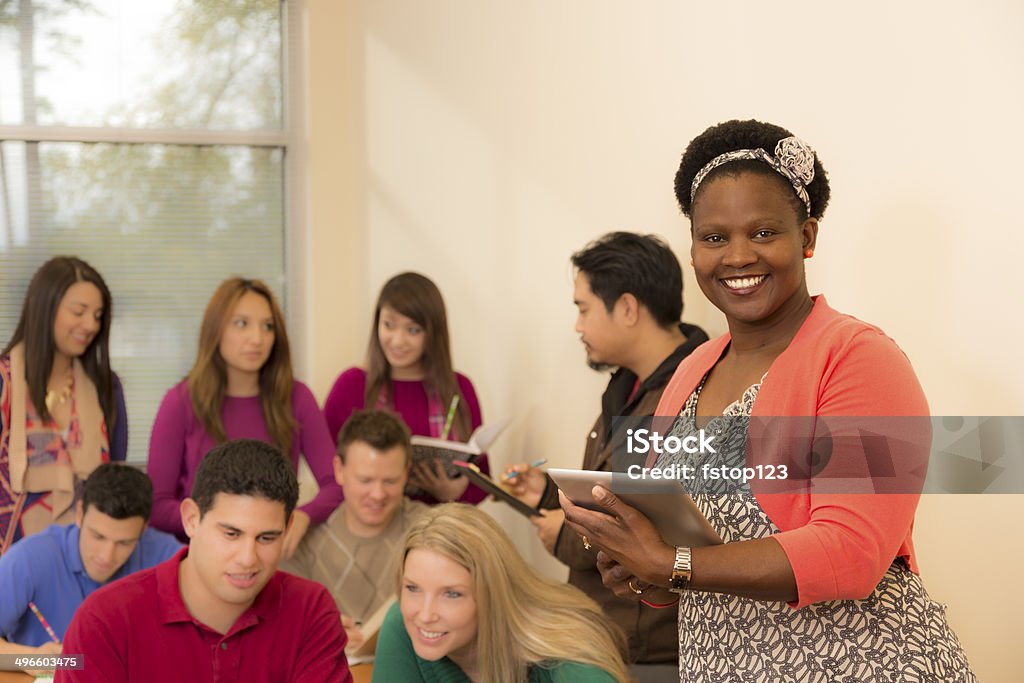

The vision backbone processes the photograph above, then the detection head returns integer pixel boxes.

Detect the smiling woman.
[372,503,631,683]
[560,119,977,682]
[0,256,126,554]
[145,278,342,557]
[690,172,816,336]
[324,272,490,506]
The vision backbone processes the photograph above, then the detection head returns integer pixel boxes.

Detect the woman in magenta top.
[147,278,342,556]
[323,272,488,505]
[561,120,975,681]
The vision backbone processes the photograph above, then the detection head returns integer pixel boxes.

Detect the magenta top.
[147,380,344,539]
[323,367,489,505]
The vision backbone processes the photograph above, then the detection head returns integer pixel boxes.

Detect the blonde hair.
[187,278,296,455]
[399,504,631,682]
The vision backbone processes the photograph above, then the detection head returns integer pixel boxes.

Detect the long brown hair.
[186,278,296,455]
[365,272,470,439]
[3,256,116,430]
[400,504,631,682]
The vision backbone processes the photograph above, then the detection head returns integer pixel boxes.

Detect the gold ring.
[628,579,646,595]
[581,535,592,550]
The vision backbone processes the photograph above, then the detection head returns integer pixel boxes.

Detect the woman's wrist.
[640,586,680,609]
[635,543,678,588]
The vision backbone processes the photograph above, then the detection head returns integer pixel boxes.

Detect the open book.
[346,596,396,664]
[406,418,510,496]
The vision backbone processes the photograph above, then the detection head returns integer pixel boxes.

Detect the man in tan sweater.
[283,409,426,653]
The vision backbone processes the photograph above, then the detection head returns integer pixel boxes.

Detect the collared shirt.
[55,547,352,683]
[0,522,181,646]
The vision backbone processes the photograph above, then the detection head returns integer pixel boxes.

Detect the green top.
[371,603,617,683]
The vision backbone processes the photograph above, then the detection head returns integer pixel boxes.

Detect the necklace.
[45,372,73,413]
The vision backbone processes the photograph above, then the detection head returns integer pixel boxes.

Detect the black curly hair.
[673,119,830,221]
[190,439,299,522]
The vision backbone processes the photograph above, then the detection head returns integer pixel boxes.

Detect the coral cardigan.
[653,296,930,608]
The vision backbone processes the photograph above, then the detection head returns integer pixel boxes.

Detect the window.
[0,0,295,462]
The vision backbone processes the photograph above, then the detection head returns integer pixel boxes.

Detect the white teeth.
[419,628,445,639]
[722,275,766,290]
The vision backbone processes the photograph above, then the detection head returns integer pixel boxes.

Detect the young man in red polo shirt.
[57,439,352,683]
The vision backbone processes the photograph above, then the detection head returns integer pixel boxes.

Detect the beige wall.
[301,1,1023,679]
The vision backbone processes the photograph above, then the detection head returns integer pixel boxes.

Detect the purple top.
[147,380,344,539]
[323,367,488,505]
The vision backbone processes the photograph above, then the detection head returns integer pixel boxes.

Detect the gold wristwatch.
[668,546,692,593]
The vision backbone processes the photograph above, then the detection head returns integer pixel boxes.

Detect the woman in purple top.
[147,278,342,556]
[323,272,488,505]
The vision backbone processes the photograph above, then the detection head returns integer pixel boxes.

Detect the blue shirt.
[0,523,181,646]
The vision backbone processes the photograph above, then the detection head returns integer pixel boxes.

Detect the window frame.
[0,0,309,461]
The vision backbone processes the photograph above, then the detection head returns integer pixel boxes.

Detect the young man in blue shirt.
[0,463,180,662]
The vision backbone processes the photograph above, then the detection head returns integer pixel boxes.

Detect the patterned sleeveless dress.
[656,376,976,682]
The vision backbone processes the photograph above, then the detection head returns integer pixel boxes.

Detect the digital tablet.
[548,468,722,547]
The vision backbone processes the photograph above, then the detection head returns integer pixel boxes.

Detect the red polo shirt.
[56,548,351,683]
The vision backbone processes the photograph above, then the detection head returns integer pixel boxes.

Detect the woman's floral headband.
[690,136,816,215]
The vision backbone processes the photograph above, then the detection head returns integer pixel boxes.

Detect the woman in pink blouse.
[147,278,341,556]
[323,272,488,505]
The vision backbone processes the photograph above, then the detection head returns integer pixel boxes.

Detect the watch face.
[670,547,692,593]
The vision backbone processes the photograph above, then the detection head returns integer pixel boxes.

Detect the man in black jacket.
[504,232,708,682]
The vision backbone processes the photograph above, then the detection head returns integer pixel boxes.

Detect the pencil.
[28,601,60,643]
[439,395,460,440]
[504,458,548,480]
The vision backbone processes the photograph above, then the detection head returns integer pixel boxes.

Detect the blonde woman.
[372,503,631,683]
[147,278,342,556]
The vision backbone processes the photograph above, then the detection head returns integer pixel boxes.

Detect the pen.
[28,601,60,644]
[505,458,548,480]
[439,395,460,440]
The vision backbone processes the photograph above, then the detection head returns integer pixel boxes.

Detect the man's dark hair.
[190,439,299,521]
[337,409,411,465]
[81,463,153,521]
[571,231,683,328]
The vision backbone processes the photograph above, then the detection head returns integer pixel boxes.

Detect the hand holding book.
[406,418,510,497]
[409,459,470,502]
